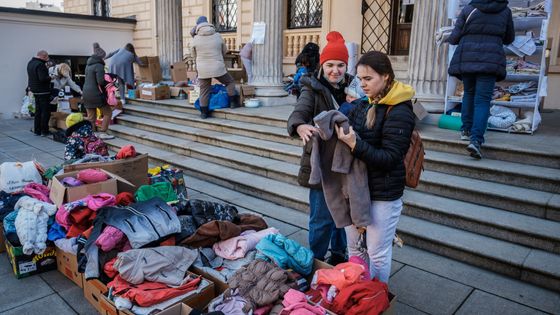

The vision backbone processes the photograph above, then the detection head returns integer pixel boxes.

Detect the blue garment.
[3,210,18,235]
[256,233,314,276]
[48,222,67,241]
[308,189,347,260]
[461,74,496,144]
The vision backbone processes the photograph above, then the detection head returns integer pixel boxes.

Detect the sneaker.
[460,130,471,141]
[466,141,482,159]
[97,132,115,140]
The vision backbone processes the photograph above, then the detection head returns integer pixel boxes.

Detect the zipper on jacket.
[124,205,161,239]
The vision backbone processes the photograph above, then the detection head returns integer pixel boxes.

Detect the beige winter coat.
[191,23,228,79]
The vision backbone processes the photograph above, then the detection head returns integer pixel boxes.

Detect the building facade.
[63,0,559,108]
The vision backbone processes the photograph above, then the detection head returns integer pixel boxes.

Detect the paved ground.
[0,118,558,314]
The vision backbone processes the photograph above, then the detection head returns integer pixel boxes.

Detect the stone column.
[155,0,183,80]
[407,0,449,109]
[251,0,289,101]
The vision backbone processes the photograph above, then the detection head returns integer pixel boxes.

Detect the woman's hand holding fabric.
[335,125,356,150]
[296,124,318,145]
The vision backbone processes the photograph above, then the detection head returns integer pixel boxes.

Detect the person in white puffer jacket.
[15,196,57,255]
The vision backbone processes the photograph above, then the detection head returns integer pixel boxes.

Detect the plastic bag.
[0,161,43,193]
[21,94,35,117]
[194,84,230,112]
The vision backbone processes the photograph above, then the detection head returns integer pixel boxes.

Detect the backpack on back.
[386,105,424,188]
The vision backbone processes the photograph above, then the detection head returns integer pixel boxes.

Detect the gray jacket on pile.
[114,246,197,286]
[309,110,370,228]
[83,197,181,280]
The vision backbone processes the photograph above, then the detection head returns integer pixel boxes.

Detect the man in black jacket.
[27,50,52,136]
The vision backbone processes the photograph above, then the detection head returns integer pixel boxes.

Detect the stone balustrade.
[283,29,321,60]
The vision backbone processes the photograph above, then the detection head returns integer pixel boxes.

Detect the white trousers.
[345,199,402,283]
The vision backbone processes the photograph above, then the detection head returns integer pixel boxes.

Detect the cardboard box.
[186,71,197,82]
[188,88,200,104]
[191,265,229,295]
[170,61,188,83]
[84,279,110,315]
[56,249,83,288]
[169,87,192,98]
[413,100,428,121]
[4,239,57,279]
[63,153,148,193]
[227,68,247,83]
[49,169,121,207]
[157,303,193,315]
[138,56,163,83]
[69,97,81,111]
[140,85,171,100]
[240,84,256,105]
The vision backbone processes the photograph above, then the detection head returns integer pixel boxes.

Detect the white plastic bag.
[0,161,42,193]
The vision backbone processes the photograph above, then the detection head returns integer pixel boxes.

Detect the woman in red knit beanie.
[287,31,354,265]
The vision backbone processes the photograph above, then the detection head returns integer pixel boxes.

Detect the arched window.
[212,0,238,32]
[288,0,323,29]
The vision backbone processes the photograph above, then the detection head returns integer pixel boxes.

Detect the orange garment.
[67,208,96,238]
[116,145,136,159]
[115,192,135,206]
[313,262,368,290]
[108,274,202,307]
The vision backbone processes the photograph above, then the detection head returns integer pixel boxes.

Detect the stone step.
[403,190,560,254]
[126,98,289,128]
[397,215,560,292]
[418,170,560,221]
[418,124,560,169]
[108,123,299,185]
[123,104,301,146]
[425,150,560,194]
[110,118,560,222]
[112,115,301,164]
[107,128,560,252]
[104,137,309,212]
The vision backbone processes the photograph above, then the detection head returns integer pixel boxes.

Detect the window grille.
[288,0,323,29]
[212,0,238,33]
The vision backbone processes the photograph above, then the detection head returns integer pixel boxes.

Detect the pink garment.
[254,304,274,315]
[349,256,370,279]
[213,227,279,260]
[280,289,325,315]
[55,193,116,230]
[96,225,126,252]
[23,183,51,203]
[76,169,109,184]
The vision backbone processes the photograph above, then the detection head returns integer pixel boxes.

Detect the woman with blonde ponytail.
[335,51,415,283]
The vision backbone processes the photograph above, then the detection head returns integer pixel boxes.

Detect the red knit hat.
[320,31,349,65]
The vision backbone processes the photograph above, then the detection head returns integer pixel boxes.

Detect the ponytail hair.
[356,51,395,129]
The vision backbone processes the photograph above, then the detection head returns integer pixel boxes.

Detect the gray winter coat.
[82,55,107,109]
[114,246,198,286]
[106,48,142,86]
[191,23,228,79]
[309,110,370,228]
[83,197,181,280]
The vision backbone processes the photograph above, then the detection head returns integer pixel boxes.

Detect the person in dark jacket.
[447,0,514,159]
[335,51,415,283]
[27,50,51,136]
[83,42,114,140]
[287,31,352,265]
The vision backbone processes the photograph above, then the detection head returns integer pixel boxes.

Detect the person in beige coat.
[191,17,240,119]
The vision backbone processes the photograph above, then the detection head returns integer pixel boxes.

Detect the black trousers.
[33,94,51,135]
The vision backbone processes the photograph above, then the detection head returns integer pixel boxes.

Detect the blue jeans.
[461,74,496,144]
[308,188,347,260]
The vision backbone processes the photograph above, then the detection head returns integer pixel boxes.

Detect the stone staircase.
[107,98,560,292]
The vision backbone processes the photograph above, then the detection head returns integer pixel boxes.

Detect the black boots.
[200,106,210,119]
[229,95,240,108]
